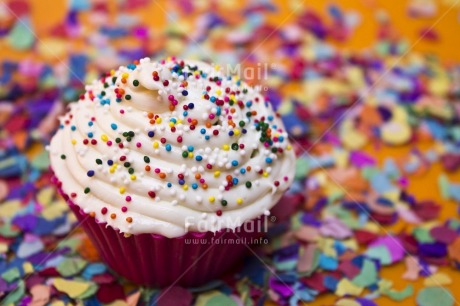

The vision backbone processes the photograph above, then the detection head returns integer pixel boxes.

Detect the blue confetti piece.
[324,275,339,291]
[318,254,338,271]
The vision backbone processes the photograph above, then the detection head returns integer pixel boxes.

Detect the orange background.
[2,0,460,305]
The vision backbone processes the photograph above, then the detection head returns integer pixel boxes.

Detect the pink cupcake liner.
[52,173,264,287]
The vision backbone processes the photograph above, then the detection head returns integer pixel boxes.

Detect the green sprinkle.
[125,94,131,100]
[133,80,139,86]
[246,181,252,188]
[144,156,150,163]
[221,200,228,206]
[124,162,130,168]
[60,154,66,160]
[96,159,102,165]
[182,151,189,158]
[84,187,91,194]
[128,168,134,174]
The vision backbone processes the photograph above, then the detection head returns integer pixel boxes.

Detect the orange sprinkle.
[149,119,155,124]
[145,165,151,171]
[121,78,127,84]
[89,212,96,217]
[159,173,166,179]
[202,183,208,189]
[110,213,116,219]
[191,119,198,125]
[230,108,236,113]
[169,105,175,111]
[226,175,232,181]
[195,173,201,179]
[205,122,212,128]
[148,113,154,119]
[126,217,133,223]
[246,166,252,171]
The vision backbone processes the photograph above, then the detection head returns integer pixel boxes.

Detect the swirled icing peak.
[48,58,296,237]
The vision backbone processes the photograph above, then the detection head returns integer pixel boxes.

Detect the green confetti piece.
[365,245,392,265]
[439,174,450,200]
[57,258,88,277]
[195,291,237,306]
[0,223,20,238]
[413,227,435,243]
[416,287,454,306]
[2,280,25,306]
[7,18,35,50]
[383,284,414,301]
[352,259,378,287]
[31,150,50,170]
[2,267,20,282]
[57,237,83,251]
[236,279,253,306]
[294,158,310,180]
[77,282,99,299]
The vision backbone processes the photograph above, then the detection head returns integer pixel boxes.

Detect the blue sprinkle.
[167,182,172,188]
[200,128,206,134]
[111,123,118,130]
[71,125,76,131]
[183,111,188,116]
[210,96,216,102]
[182,90,188,96]
[88,121,93,126]
[240,168,246,174]
[266,157,273,163]
[166,144,172,151]
[148,131,155,137]
[231,160,238,167]
[188,146,194,152]
[205,135,210,140]
[232,178,238,185]
[192,183,198,189]
[195,155,203,161]
[87,170,95,177]
[178,179,185,185]
[107,160,113,166]
[87,132,93,138]
[188,103,194,109]
[228,131,234,136]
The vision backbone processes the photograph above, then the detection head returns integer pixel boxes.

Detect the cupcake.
[48,58,296,287]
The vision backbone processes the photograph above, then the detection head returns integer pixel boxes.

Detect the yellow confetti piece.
[23,262,34,274]
[53,278,91,298]
[335,278,363,297]
[423,272,452,287]
[37,187,55,206]
[0,200,22,218]
[0,243,8,254]
[335,298,361,306]
[42,201,68,220]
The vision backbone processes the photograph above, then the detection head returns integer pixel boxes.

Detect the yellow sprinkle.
[209,196,215,203]
[222,144,229,151]
[122,72,129,78]
[183,185,188,191]
[234,129,240,136]
[110,69,115,76]
[156,117,162,124]
[237,198,243,205]
[286,145,292,150]
[119,187,126,194]
[177,119,183,124]
[214,65,220,71]
[188,152,194,158]
[130,175,136,181]
[71,139,76,145]
[214,171,220,178]
[101,134,108,142]
[216,89,221,95]
[169,122,175,127]
[153,141,159,148]
[263,171,269,177]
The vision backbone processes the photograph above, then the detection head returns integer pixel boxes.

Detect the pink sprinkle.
[209,114,215,119]
[125,196,132,202]
[120,109,125,114]
[155,168,161,173]
[136,142,141,148]
[121,206,128,212]
[107,141,112,146]
[199,178,205,183]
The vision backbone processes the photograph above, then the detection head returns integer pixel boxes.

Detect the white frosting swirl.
[49,58,296,238]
